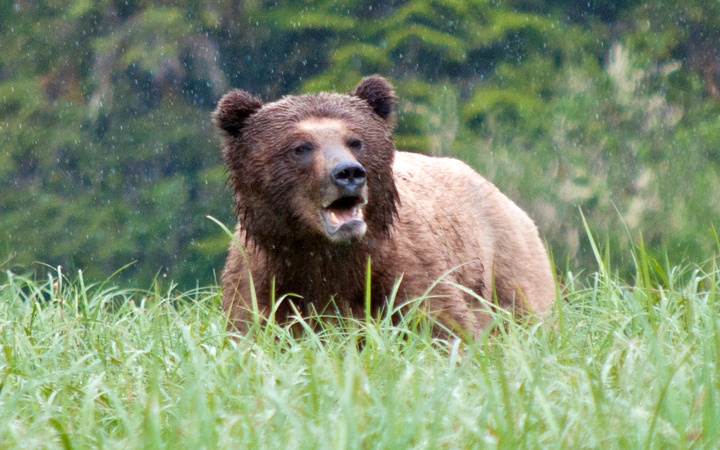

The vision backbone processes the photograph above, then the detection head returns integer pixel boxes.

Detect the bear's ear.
[213,89,264,136]
[353,75,395,120]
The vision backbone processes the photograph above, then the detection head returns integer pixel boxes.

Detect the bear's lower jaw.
[321,206,367,243]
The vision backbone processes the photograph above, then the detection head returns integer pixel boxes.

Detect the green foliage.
[0,0,234,286]
[1,0,720,286]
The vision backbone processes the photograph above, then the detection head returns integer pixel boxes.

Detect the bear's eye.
[293,144,313,155]
[347,138,363,151]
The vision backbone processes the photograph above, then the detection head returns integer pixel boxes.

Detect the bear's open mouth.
[321,195,367,236]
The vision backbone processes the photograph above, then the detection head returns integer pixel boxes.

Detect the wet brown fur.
[213,76,555,338]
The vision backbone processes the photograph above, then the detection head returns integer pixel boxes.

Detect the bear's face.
[289,117,369,242]
[214,76,400,247]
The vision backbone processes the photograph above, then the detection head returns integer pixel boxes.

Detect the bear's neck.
[255,233,388,311]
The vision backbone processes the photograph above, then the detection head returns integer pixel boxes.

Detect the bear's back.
[390,151,555,318]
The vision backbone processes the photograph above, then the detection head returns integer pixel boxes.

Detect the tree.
[2,0,719,287]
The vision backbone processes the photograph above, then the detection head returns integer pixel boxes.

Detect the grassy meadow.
[2,238,720,449]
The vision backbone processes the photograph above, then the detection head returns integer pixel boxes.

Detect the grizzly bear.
[213,75,555,338]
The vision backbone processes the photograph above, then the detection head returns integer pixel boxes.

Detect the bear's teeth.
[328,211,340,225]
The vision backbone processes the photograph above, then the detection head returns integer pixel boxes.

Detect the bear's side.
[386,151,555,333]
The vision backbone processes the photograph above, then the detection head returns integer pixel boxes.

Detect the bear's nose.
[331,161,367,190]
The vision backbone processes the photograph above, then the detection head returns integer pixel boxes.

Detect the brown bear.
[213,75,555,338]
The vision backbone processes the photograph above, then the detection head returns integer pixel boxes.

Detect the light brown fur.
[214,76,555,338]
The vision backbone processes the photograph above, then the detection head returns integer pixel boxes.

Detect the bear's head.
[213,76,400,248]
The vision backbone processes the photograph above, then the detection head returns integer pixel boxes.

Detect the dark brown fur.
[213,76,555,338]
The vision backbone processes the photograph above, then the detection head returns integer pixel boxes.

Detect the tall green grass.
[1,246,720,448]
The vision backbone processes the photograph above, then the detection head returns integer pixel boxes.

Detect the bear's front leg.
[220,240,276,333]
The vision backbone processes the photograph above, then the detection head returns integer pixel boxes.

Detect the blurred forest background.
[2,0,720,288]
